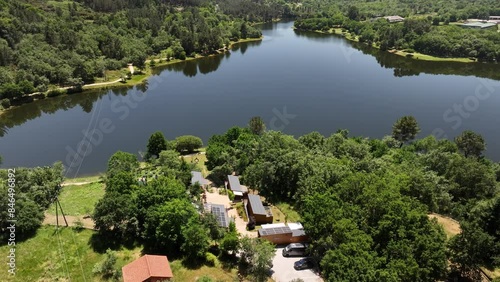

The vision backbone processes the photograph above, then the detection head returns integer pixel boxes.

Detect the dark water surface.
[1,21,499,176]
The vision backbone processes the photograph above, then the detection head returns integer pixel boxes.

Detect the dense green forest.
[206,117,500,281]
[294,0,500,61]
[0,0,265,104]
[1,0,499,110]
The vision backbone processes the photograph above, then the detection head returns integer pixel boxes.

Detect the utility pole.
[53,185,68,228]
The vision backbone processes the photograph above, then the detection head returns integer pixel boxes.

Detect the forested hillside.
[294,0,500,62]
[0,0,267,102]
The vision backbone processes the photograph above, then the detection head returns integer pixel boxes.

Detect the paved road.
[271,248,323,282]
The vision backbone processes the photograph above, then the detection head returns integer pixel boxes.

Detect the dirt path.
[60,181,96,187]
[43,212,95,229]
[83,79,122,88]
[205,188,257,238]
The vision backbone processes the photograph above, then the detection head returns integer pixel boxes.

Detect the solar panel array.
[258,226,292,236]
[211,204,230,228]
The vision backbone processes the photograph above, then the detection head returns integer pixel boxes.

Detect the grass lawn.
[47,182,105,216]
[275,203,302,223]
[182,151,209,176]
[63,175,102,184]
[235,202,248,222]
[0,226,141,281]
[393,50,473,63]
[170,260,238,281]
[0,226,241,281]
[271,205,286,223]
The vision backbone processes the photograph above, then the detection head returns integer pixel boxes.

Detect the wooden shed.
[227,175,248,201]
[258,223,309,245]
[247,194,273,224]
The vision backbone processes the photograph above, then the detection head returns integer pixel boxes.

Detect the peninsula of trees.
[1,116,499,281]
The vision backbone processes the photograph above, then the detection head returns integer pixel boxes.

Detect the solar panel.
[258,226,292,236]
[209,204,230,228]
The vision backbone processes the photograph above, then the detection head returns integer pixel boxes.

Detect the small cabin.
[227,175,248,201]
[258,223,309,245]
[122,255,173,282]
[247,194,273,224]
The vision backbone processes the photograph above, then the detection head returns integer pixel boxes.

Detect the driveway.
[205,188,257,238]
[271,248,323,282]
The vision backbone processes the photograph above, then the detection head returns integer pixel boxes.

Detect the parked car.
[294,257,314,270]
[282,243,308,257]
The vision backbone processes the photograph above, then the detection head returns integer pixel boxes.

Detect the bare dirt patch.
[428,213,461,238]
[43,213,95,229]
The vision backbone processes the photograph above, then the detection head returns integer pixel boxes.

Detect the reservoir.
[1,21,499,177]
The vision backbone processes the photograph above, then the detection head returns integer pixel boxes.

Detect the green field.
[63,175,102,185]
[47,182,105,216]
[275,202,302,223]
[0,175,241,281]
[0,226,140,281]
[0,226,240,281]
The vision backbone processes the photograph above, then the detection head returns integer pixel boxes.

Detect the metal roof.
[461,22,497,28]
[227,175,247,193]
[292,229,307,237]
[258,226,292,236]
[261,223,286,229]
[248,194,267,215]
[191,171,209,186]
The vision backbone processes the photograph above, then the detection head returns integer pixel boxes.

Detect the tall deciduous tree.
[392,116,420,145]
[454,130,486,158]
[248,116,266,135]
[107,151,138,177]
[239,237,275,282]
[147,131,168,159]
[181,218,211,260]
[175,135,203,153]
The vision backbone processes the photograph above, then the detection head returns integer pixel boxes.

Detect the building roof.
[287,223,304,230]
[384,15,404,22]
[461,22,497,28]
[248,194,267,215]
[292,229,307,237]
[258,226,292,237]
[206,203,232,228]
[227,175,247,193]
[122,255,173,282]
[261,223,287,229]
[191,171,209,186]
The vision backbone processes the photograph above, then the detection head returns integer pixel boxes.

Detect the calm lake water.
[1,21,500,177]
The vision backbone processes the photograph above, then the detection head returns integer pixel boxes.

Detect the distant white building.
[384,16,405,23]
[488,16,500,24]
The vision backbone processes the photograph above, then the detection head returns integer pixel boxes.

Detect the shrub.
[46,88,67,97]
[179,51,186,60]
[205,252,219,267]
[197,276,214,282]
[73,218,85,231]
[92,249,120,280]
[228,189,235,201]
[1,98,10,109]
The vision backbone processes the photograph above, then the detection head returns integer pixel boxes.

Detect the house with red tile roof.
[122,255,173,282]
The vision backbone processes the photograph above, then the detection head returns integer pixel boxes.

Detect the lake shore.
[0,37,263,115]
[297,27,476,63]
